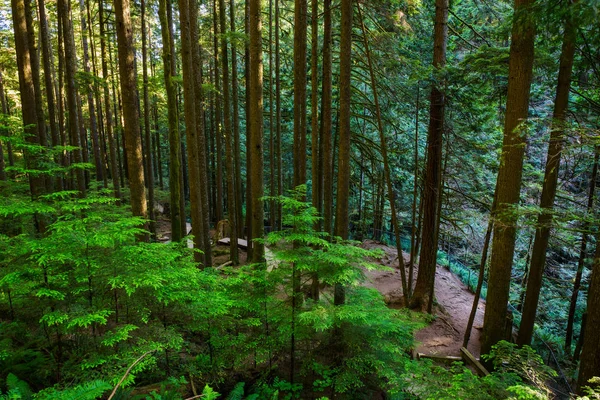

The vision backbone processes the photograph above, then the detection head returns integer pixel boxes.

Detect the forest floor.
[156,217,484,358]
[359,239,485,358]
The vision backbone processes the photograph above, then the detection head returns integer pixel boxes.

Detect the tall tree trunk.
[408,83,420,297]
[79,0,102,182]
[213,2,224,225]
[141,0,156,237]
[59,0,86,195]
[249,0,264,263]
[12,0,45,203]
[410,0,448,312]
[482,0,536,356]
[158,0,183,241]
[113,0,149,240]
[245,0,253,257]
[275,0,282,231]
[293,0,307,188]
[358,4,408,303]
[191,0,212,265]
[178,0,209,263]
[230,0,244,238]
[518,6,577,346]
[577,234,600,394]
[220,0,239,264]
[38,0,61,190]
[565,146,599,353]
[333,0,352,306]
[310,0,320,223]
[268,0,275,233]
[99,0,121,200]
[321,0,332,238]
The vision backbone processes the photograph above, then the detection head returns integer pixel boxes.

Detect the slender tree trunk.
[38,0,61,190]
[577,234,600,394]
[464,193,496,347]
[358,4,408,303]
[220,0,239,264]
[566,146,599,353]
[79,0,102,182]
[158,0,183,241]
[410,0,448,312]
[12,0,45,203]
[275,0,282,231]
[249,0,264,263]
[333,0,352,306]
[310,0,320,223]
[230,0,244,238]
[245,0,253,257]
[99,0,121,200]
[59,0,86,195]
[518,6,577,345]
[141,0,156,237]
[408,84,420,297]
[268,0,275,233]
[0,71,7,181]
[482,0,536,356]
[321,0,332,237]
[213,2,224,225]
[293,0,307,188]
[114,0,149,240]
[191,0,212,264]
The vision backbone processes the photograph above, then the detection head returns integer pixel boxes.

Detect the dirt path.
[157,217,484,358]
[360,240,485,358]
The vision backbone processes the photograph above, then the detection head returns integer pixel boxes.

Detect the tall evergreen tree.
[482,0,536,356]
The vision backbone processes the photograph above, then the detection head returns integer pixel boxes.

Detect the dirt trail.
[360,240,485,358]
[157,216,484,358]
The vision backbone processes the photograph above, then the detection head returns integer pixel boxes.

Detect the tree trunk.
[333,0,352,306]
[220,0,239,264]
[12,0,45,202]
[410,0,448,312]
[249,0,264,263]
[293,0,307,189]
[358,4,408,303]
[141,0,156,237]
[191,0,212,265]
[482,0,535,356]
[321,0,332,238]
[230,0,244,238]
[79,0,103,183]
[565,146,599,353]
[408,83,420,297]
[310,0,320,225]
[577,235,600,393]
[158,0,183,242]
[517,5,577,346]
[99,0,121,200]
[275,0,282,231]
[38,0,61,190]
[59,0,86,195]
[113,0,149,240]
[213,2,224,225]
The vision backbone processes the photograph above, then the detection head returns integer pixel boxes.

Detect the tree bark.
[113,0,149,240]
[158,0,184,242]
[482,0,535,356]
[141,0,156,237]
[293,0,307,189]
[565,146,599,353]
[518,5,577,346]
[577,234,600,394]
[410,0,448,312]
[220,0,239,264]
[321,0,333,238]
[249,0,264,263]
[59,0,86,195]
[333,0,352,306]
[99,0,121,200]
